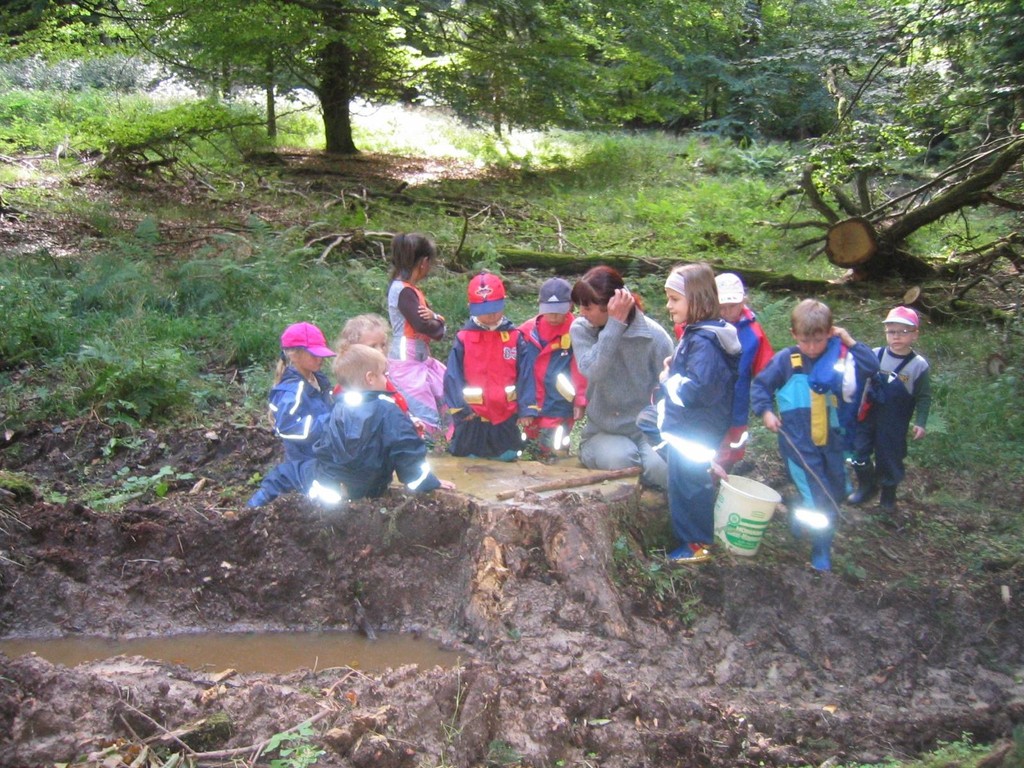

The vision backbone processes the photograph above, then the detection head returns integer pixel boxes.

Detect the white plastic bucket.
[713,474,782,556]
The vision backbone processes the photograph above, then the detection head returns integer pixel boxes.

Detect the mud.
[2,417,1023,768]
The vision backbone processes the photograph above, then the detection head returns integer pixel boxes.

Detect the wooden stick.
[495,466,641,500]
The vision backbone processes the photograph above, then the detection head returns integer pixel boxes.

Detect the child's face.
[365,364,388,391]
[665,288,688,326]
[360,328,388,354]
[792,328,831,358]
[293,349,325,377]
[719,302,744,324]
[884,323,918,354]
[542,311,568,325]
[474,310,504,328]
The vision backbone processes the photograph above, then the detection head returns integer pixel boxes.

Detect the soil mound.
[1,420,1022,767]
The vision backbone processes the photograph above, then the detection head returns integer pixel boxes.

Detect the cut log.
[825,217,877,267]
[495,466,641,500]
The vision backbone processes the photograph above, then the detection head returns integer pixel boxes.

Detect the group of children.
[250,233,932,574]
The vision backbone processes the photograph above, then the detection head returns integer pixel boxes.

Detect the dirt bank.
[1,417,1022,767]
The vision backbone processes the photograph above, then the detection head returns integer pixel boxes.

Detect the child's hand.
[912,425,926,440]
[573,404,586,421]
[762,411,781,433]
[418,304,441,323]
[517,416,535,430]
[832,325,856,347]
[438,479,456,491]
[709,461,728,481]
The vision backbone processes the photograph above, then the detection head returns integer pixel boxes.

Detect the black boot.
[878,484,897,511]
[847,462,878,505]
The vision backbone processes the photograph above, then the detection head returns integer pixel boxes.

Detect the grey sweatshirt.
[570,311,674,438]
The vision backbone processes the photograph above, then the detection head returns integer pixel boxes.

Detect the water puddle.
[0,630,463,674]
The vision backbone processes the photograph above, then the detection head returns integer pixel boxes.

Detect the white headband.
[664,272,686,296]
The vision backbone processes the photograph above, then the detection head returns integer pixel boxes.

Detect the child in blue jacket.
[847,306,931,512]
[751,299,879,571]
[248,344,452,508]
[268,322,335,462]
[659,263,741,563]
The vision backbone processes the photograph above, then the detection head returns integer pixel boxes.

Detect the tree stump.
[825,217,877,268]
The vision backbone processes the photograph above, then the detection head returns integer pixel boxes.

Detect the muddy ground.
[1,415,1022,768]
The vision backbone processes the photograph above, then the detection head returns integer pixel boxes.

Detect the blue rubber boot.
[810,536,832,572]
[247,489,272,508]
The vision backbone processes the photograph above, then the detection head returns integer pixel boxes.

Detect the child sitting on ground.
[847,306,931,513]
[268,322,336,462]
[333,314,427,437]
[518,277,588,460]
[444,272,533,461]
[750,299,879,571]
[247,344,452,508]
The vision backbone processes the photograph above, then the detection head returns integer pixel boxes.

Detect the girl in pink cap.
[268,322,336,462]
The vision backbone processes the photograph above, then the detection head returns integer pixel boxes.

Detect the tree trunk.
[264,56,277,140]
[316,39,358,155]
[813,137,1024,280]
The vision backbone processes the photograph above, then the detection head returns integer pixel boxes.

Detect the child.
[658,264,741,563]
[386,233,448,436]
[335,313,389,356]
[268,322,335,462]
[247,344,452,508]
[715,273,774,471]
[444,272,533,461]
[333,313,426,436]
[750,299,879,571]
[847,306,931,511]
[518,277,588,460]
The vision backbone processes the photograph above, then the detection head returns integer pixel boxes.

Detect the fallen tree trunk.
[809,136,1024,280]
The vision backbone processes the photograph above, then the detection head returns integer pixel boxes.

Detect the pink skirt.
[388,356,448,434]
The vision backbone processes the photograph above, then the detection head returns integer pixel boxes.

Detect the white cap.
[715,273,745,304]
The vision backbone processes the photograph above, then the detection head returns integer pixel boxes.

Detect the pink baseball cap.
[883,306,919,327]
[280,322,335,356]
[467,273,506,316]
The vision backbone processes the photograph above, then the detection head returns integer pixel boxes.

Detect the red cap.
[280,322,335,356]
[467,273,506,316]
[883,306,919,327]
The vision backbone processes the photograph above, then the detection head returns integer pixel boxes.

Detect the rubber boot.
[846,462,878,505]
[878,484,897,512]
[247,488,272,508]
[810,535,832,572]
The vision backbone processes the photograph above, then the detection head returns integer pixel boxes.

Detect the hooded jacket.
[268,366,334,462]
[313,390,440,499]
[659,319,742,449]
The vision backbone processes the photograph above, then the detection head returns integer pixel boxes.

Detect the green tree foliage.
[2,0,1021,156]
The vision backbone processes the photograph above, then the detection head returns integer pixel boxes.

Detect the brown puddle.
[0,630,464,674]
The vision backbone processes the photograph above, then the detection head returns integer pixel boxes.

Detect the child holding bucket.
[847,306,931,513]
[750,299,879,571]
[658,263,740,564]
[714,273,774,472]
